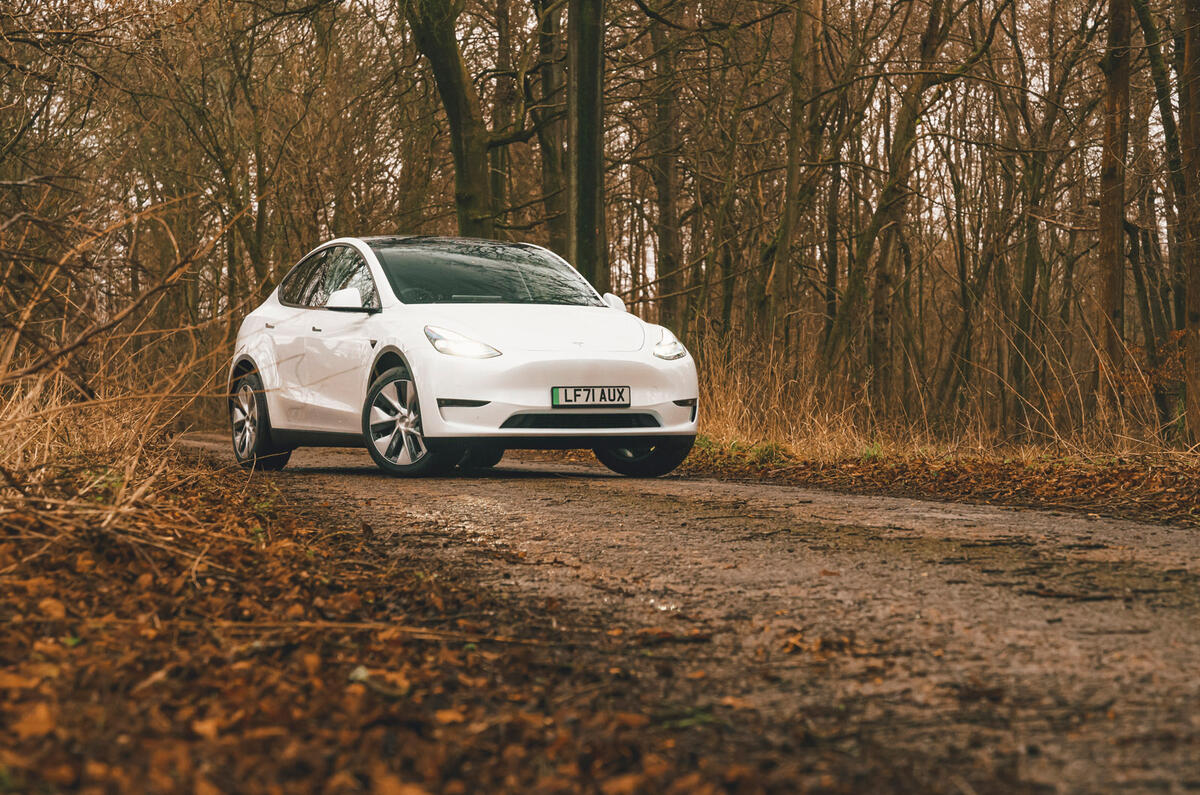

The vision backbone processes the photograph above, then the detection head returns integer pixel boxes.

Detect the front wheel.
[363,367,461,476]
[593,437,695,478]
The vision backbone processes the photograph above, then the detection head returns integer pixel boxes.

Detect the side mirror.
[602,292,627,312]
[327,288,372,312]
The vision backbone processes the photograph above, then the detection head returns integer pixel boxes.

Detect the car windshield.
[369,239,604,306]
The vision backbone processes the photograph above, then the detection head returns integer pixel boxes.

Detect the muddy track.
[184,433,1200,792]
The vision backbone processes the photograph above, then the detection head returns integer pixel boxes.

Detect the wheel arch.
[229,355,261,394]
[368,346,412,386]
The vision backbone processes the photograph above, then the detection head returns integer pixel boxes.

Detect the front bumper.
[409,347,699,440]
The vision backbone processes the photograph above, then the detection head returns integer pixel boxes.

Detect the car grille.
[500,413,661,429]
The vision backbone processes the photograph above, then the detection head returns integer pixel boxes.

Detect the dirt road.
[186,434,1200,792]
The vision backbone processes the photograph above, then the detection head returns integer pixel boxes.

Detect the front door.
[303,245,382,434]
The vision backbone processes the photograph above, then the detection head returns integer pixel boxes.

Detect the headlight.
[424,326,502,358]
[653,327,687,360]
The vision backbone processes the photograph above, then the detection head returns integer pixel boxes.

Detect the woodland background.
[3,0,1200,454]
[8,2,1200,790]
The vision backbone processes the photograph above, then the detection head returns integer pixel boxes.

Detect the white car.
[228,236,698,477]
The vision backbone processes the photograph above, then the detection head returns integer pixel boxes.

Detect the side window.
[278,249,327,306]
[298,246,340,307]
[324,246,381,309]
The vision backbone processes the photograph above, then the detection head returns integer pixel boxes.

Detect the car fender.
[228,353,260,393]
[367,344,419,391]
[230,332,286,420]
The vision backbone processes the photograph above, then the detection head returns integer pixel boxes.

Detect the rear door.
[268,247,330,429]
[304,245,382,433]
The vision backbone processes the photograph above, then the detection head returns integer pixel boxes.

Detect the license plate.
[551,386,630,408]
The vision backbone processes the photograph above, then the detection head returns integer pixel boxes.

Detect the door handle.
[265,322,275,329]
[311,326,322,332]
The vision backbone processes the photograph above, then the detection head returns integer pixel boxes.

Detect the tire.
[229,371,292,470]
[593,436,695,478]
[459,444,504,470]
[363,367,461,476]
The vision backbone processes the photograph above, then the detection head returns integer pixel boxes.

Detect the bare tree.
[406,0,496,238]
[567,0,607,289]
[1098,0,1131,402]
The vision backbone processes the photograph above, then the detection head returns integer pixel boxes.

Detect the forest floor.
[3,432,1200,793]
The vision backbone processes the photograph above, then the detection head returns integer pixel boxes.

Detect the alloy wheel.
[369,378,428,465]
[231,383,258,459]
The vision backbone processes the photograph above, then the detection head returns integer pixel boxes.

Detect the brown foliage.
[683,440,1200,528]
[0,448,742,792]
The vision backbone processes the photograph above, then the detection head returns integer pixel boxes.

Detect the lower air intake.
[500,413,661,429]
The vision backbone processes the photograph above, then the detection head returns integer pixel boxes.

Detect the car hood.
[413,304,647,353]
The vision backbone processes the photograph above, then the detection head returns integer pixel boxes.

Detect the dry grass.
[691,332,1199,468]
[1,318,1194,538]
[693,332,994,463]
[0,339,236,581]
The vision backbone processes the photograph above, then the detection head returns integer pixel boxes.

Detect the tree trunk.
[1182,0,1200,438]
[534,0,568,256]
[1097,0,1130,401]
[649,21,682,329]
[567,0,607,291]
[823,153,841,347]
[1132,0,1187,210]
[763,1,815,334]
[406,0,494,238]
[490,0,513,235]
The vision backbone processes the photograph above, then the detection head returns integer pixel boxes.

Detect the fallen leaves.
[435,708,465,725]
[301,652,321,676]
[191,717,220,740]
[0,671,40,690]
[682,443,1200,527]
[632,627,712,646]
[13,702,55,739]
[130,666,171,694]
[37,598,66,619]
[611,711,650,729]
[372,771,430,795]
[600,772,643,795]
[0,447,843,794]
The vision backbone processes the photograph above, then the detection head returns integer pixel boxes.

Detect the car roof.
[357,235,542,252]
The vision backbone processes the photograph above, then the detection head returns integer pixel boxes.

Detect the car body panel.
[406,345,697,438]
[233,300,314,427]
[304,309,379,433]
[415,304,646,352]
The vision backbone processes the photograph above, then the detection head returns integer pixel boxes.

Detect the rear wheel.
[229,372,291,470]
[363,367,461,476]
[593,437,694,478]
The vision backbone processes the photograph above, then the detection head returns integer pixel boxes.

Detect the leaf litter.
[1,448,910,793]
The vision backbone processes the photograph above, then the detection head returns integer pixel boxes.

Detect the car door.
[303,245,382,434]
[265,247,330,429]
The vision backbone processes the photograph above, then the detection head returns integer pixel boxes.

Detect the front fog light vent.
[437,398,490,408]
[673,398,698,422]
